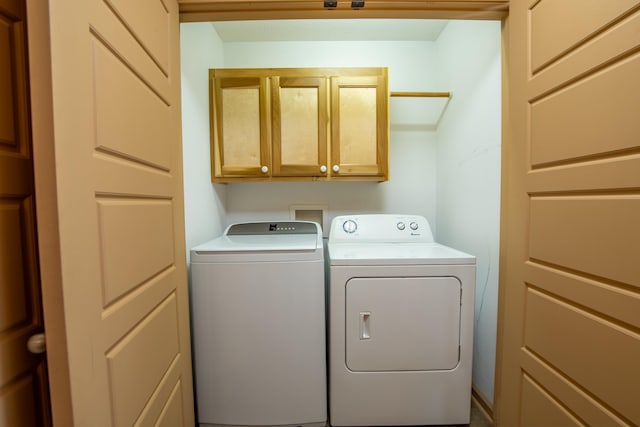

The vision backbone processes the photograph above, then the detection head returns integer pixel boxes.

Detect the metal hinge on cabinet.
[323,1,366,9]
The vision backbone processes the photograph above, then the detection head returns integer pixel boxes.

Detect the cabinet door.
[271,76,328,177]
[330,73,389,180]
[210,74,270,179]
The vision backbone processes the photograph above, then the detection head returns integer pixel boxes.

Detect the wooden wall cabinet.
[209,67,389,182]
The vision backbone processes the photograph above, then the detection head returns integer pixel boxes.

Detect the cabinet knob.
[261,165,269,174]
[332,165,340,173]
[320,165,327,173]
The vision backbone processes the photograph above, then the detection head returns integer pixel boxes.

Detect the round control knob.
[397,222,406,230]
[320,165,327,173]
[342,219,357,234]
[332,165,340,173]
[261,165,269,174]
[410,222,419,230]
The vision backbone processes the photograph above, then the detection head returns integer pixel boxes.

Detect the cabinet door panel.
[272,76,327,177]
[330,73,388,180]
[210,74,269,179]
[338,86,377,165]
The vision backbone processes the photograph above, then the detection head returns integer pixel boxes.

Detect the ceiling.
[210,19,449,42]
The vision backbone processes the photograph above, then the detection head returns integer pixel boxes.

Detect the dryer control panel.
[329,214,434,243]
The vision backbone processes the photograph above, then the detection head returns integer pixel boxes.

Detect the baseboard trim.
[471,384,494,426]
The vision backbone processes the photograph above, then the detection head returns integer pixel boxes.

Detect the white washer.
[328,214,476,426]
[190,221,327,427]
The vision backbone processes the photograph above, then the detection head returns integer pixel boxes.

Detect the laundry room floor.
[325,400,493,427]
[426,400,493,427]
[466,400,493,427]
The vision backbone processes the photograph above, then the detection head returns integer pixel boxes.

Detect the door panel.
[530,0,638,72]
[92,0,171,102]
[520,349,628,426]
[106,0,171,73]
[345,277,461,371]
[497,1,640,426]
[97,199,175,305]
[519,375,583,427]
[0,203,28,330]
[0,18,15,144]
[531,52,640,166]
[93,40,172,169]
[46,0,194,425]
[0,0,51,425]
[524,289,639,421]
[529,197,640,286]
[106,295,180,427]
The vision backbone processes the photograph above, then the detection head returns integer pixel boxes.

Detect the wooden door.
[210,71,270,180]
[271,75,328,177]
[496,1,640,426]
[0,0,51,425]
[45,0,195,425]
[330,70,389,180]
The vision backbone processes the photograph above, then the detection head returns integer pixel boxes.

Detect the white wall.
[222,41,441,232]
[435,20,501,403]
[180,23,227,262]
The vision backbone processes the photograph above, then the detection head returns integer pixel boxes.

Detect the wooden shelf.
[390,91,451,98]
[389,91,452,128]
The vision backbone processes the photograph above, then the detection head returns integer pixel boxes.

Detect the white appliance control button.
[397,222,406,230]
[343,220,357,234]
[410,222,419,230]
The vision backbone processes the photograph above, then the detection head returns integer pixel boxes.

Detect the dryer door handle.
[359,312,371,340]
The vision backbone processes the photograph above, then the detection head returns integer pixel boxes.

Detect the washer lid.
[190,221,322,258]
[195,234,319,252]
[328,242,475,265]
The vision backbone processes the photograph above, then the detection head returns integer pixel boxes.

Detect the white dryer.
[328,214,476,426]
[190,221,326,427]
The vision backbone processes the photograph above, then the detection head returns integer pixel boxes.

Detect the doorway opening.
[180,17,501,411]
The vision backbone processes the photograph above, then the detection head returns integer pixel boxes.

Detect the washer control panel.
[330,214,434,243]
[227,221,318,235]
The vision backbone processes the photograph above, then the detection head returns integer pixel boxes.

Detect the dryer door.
[345,276,461,372]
